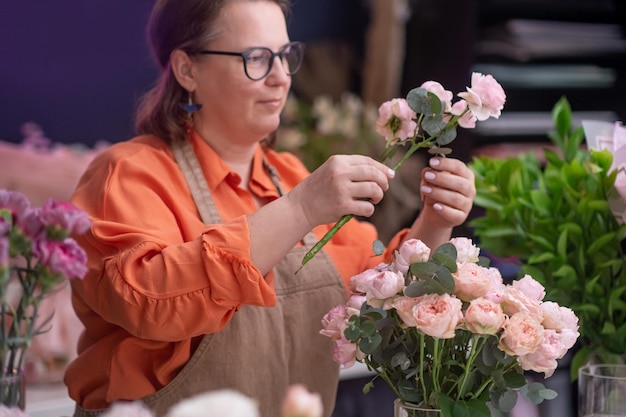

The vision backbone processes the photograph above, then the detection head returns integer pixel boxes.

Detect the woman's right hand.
[287,154,396,228]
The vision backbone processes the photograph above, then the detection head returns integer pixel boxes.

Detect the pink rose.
[345,294,366,315]
[512,275,545,302]
[500,286,543,319]
[458,72,506,121]
[541,301,579,332]
[453,263,492,302]
[392,296,421,327]
[332,335,358,368]
[349,266,382,294]
[464,298,506,335]
[320,305,349,340]
[281,384,324,417]
[367,270,405,308]
[420,81,453,111]
[449,100,476,129]
[33,237,89,279]
[449,237,480,264]
[483,268,506,303]
[517,329,565,378]
[413,293,463,339]
[392,238,431,274]
[498,312,544,356]
[375,98,417,144]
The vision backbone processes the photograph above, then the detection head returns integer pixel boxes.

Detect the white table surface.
[23,364,373,417]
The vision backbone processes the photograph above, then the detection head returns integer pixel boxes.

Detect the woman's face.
[191,0,292,149]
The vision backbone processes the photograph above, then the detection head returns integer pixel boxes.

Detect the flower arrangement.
[298,72,507,270]
[470,98,626,373]
[0,190,90,407]
[320,237,580,417]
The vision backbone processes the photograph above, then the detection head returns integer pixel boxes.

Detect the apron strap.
[171,138,222,224]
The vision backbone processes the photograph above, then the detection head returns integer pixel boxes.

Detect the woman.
[64,0,475,416]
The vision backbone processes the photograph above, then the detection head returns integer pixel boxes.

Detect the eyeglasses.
[195,41,305,81]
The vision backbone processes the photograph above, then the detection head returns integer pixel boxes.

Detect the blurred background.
[1,1,625,417]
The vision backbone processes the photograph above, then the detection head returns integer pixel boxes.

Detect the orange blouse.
[65,132,408,408]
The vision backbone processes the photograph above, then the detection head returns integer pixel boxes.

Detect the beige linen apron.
[74,139,346,417]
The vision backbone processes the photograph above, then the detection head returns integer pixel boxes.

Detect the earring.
[179,92,202,114]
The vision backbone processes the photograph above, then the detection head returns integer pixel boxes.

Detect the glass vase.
[578,364,626,417]
[394,399,441,417]
[0,373,26,409]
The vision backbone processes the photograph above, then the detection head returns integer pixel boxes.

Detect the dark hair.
[135,0,291,144]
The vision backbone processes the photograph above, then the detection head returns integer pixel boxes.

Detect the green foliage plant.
[469,97,626,376]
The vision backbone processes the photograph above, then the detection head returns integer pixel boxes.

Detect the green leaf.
[422,114,445,136]
[359,333,382,353]
[405,279,447,297]
[436,127,457,146]
[571,346,595,380]
[372,239,385,256]
[438,394,491,417]
[497,390,518,413]
[406,88,432,114]
[503,370,527,388]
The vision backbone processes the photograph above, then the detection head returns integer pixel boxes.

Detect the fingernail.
[425,172,436,181]
[430,158,441,167]
[421,185,432,194]
[388,168,396,178]
[433,203,444,211]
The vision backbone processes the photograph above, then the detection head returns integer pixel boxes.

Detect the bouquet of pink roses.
[299,72,506,270]
[320,237,580,417]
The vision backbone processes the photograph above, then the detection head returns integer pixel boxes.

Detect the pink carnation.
[375,98,417,144]
[33,238,89,279]
[449,100,476,129]
[420,80,453,111]
[39,199,91,236]
[458,72,506,121]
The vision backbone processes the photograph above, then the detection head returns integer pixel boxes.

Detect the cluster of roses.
[321,237,580,379]
[0,190,90,284]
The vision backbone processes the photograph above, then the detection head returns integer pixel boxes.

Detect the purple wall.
[0,1,158,146]
[0,0,365,147]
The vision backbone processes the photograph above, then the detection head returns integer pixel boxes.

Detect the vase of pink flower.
[0,190,90,409]
[321,237,580,417]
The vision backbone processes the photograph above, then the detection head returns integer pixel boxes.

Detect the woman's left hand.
[418,157,476,229]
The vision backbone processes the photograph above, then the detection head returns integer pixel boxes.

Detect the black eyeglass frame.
[194,41,305,81]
